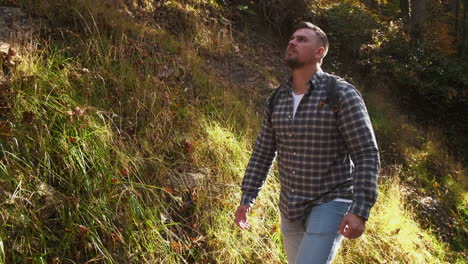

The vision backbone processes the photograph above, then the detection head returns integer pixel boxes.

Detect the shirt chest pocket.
[296,102,339,138]
[271,94,340,141]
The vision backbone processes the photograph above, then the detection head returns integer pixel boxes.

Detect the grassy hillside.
[0,0,466,263]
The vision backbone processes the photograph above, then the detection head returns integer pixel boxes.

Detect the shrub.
[324,2,379,64]
[376,27,468,162]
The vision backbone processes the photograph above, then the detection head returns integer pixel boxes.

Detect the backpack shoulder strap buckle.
[324,73,342,113]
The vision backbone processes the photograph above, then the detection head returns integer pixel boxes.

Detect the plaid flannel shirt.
[241,68,380,220]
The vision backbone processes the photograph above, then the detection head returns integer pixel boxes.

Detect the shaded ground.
[0,6,36,51]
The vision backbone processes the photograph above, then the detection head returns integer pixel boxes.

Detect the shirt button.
[293,152,297,155]
[288,115,291,118]
[291,189,295,193]
[292,171,295,174]
[289,134,292,137]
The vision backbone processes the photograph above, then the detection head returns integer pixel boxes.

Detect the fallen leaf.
[109,232,122,243]
[189,221,199,229]
[8,47,17,57]
[170,241,189,253]
[390,228,401,235]
[77,224,89,236]
[163,186,175,194]
[69,137,77,144]
[111,178,119,183]
[182,139,195,154]
[121,167,130,176]
[189,236,206,247]
[171,241,182,252]
[5,47,17,65]
[271,224,279,233]
[0,122,12,140]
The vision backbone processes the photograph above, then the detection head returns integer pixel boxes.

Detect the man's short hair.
[294,21,329,57]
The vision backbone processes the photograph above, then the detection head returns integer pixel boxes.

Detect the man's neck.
[292,64,320,95]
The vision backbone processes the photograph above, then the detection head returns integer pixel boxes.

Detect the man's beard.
[285,56,304,69]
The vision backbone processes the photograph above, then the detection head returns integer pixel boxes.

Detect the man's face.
[285,28,324,69]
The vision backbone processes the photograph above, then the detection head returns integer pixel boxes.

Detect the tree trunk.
[400,0,411,35]
[461,0,468,56]
[410,0,430,40]
[455,0,460,41]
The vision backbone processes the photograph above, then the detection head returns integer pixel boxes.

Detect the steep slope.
[0,0,466,263]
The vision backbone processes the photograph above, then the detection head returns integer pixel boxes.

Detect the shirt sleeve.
[240,99,277,207]
[337,84,380,220]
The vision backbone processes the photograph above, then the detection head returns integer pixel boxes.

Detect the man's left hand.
[337,213,366,239]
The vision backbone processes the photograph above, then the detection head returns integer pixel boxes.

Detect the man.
[234,22,380,264]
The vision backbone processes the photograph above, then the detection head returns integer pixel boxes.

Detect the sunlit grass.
[0,0,466,263]
[336,179,448,264]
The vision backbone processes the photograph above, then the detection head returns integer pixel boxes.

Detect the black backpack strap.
[318,74,341,113]
[266,83,285,123]
[324,75,341,113]
[322,73,362,113]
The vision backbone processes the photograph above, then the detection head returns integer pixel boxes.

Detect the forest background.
[0,0,466,263]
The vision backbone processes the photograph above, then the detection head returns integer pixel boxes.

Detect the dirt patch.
[0,6,37,52]
[204,28,290,114]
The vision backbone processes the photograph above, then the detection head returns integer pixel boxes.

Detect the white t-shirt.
[292,91,304,118]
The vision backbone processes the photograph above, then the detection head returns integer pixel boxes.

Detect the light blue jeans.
[280,201,351,264]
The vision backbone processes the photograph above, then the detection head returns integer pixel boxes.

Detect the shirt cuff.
[240,193,256,208]
[349,201,372,220]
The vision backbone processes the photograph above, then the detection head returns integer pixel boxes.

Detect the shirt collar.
[282,68,326,94]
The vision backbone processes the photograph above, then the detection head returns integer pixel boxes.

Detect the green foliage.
[324,2,379,64]
[372,28,468,161]
[235,4,256,15]
[364,75,467,256]
[0,35,202,262]
[380,0,401,18]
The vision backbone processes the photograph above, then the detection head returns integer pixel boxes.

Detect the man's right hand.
[234,204,251,230]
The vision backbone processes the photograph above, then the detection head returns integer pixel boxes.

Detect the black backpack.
[266,74,359,122]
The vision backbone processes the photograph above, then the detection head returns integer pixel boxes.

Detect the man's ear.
[315,47,326,59]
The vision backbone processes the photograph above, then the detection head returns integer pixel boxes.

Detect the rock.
[0,42,9,54]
